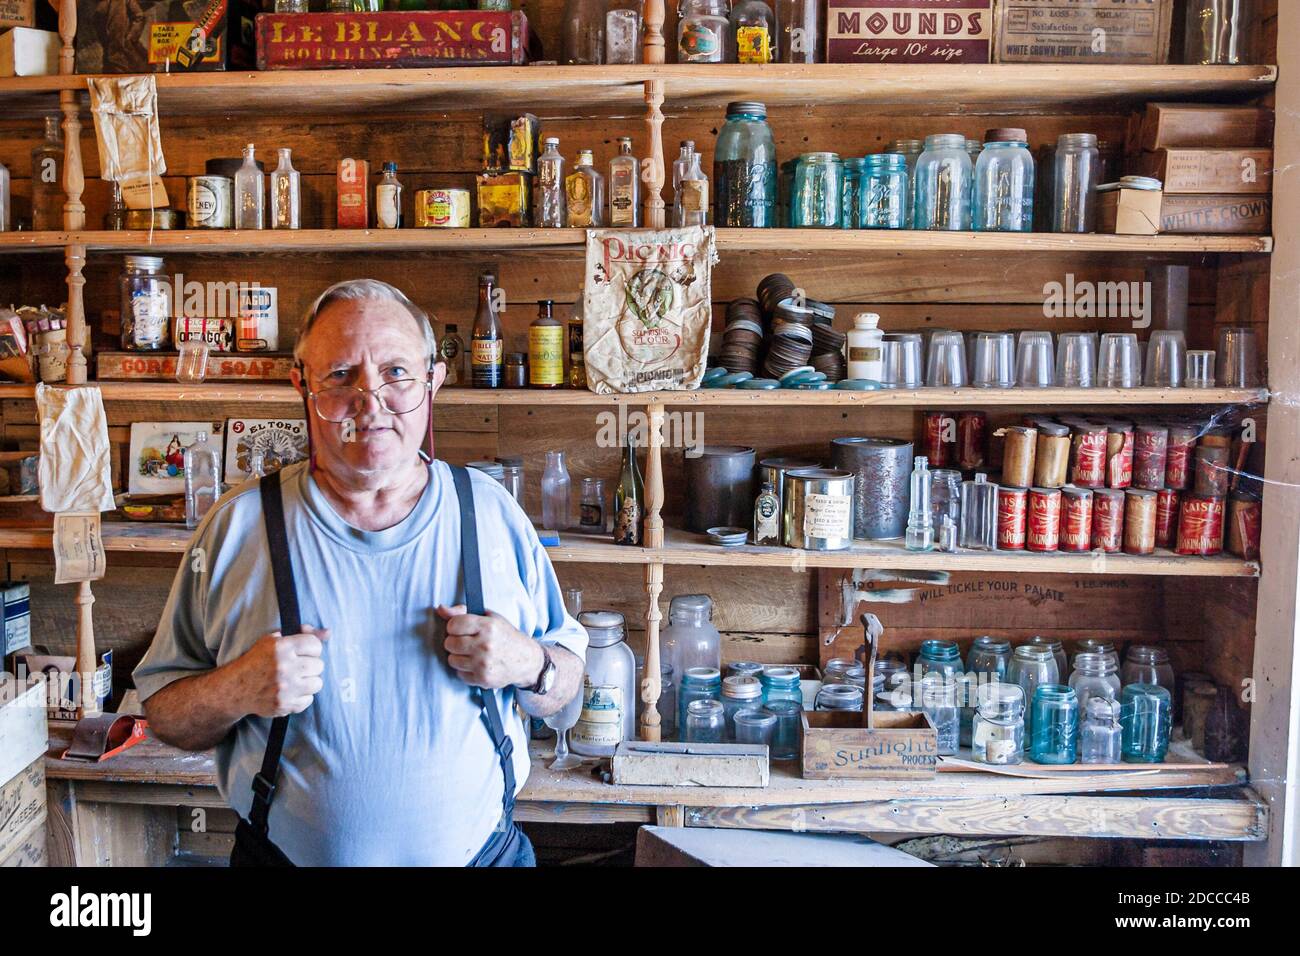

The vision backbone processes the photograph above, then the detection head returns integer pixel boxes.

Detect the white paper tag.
[53,512,106,584]
[803,492,851,539]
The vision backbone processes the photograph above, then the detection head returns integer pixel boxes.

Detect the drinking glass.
[880,333,923,388]
[1143,330,1186,388]
[563,587,583,618]
[1097,333,1141,387]
[1217,326,1260,387]
[545,688,585,770]
[1016,331,1055,387]
[733,709,778,747]
[971,332,1015,387]
[925,330,967,387]
[1055,331,1096,388]
[1186,350,1216,388]
[176,341,209,384]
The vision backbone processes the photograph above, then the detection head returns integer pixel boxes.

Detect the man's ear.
[290,363,307,395]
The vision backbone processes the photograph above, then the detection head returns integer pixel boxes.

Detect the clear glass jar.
[1184,0,1256,65]
[660,593,721,678]
[921,675,960,755]
[578,476,607,533]
[842,664,867,689]
[765,699,802,759]
[734,708,778,746]
[570,610,637,757]
[913,133,972,231]
[1121,645,1176,694]
[1080,695,1122,764]
[760,666,802,708]
[963,636,1011,746]
[728,661,765,680]
[713,101,778,227]
[1121,684,1171,763]
[722,675,763,740]
[1027,636,1069,685]
[823,658,856,685]
[790,153,841,228]
[676,666,721,738]
[1051,132,1100,233]
[884,138,924,227]
[1029,684,1078,764]
[929,468,962,535]
[840,157,865,229]
[973,136,1034,232]
[1074,638,1120,673]
[495,456,524,507]
[1068,651,1122,730]
[562,0,606,63]
[678,0,731,63]
[774,0,819,63]
[120,255,170,351]
[815,684,864,711]
[971,682,1025,765]
[730,0,775,64]
[604,0,643,64]
[859,153,909,229]
[684,699,726,743]
[1008,645,1060,738]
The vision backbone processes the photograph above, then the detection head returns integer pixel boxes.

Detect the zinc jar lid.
[726,101,767,117]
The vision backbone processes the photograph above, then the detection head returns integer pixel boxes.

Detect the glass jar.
[684,699,726,743]
[971,682,1026,765]
[713,101,778,227]
[727,661,765,680]
[1121,645,1176,694]
[913,133,972,231]
[721,674,763,740]
[734,709,778,747]
[1008,645,1060,737]
[859,153,909,229]
[884,139,924,227]
[760,666,802,708]
[815,684,864,711]
[120,255,171,351]
[842,664,867,689]
[495,455,524,508]
[1074,638,1120,672]
[973,134,1034,232]
[678,0,731,63]
[774,0,819,63]
[1080,695,1122,764]
[561,0,606,64]
[822,658,856,685]
[1121,684,1171,763]
[963,636,1011,746]
[1029,684,1078,764]
[570,610,637,757]
[1051,132,1100,233]
[635,658,677,740]
[921,675,960,755]
[660,593,722,677]
[839,156,865,229]
[676,666,721,737]
[578,476,608,533]
[764,699,802,759]
[504,352,527,388]
[1184,0,1256,64]
[1068,651,1122,728]
[918,639,963,684]
[930,468,962,535]
[1027,636,1069,684]
[730,0,776,64]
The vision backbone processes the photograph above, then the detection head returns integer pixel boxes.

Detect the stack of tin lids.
[811,322,847,382]
[720,298,763,375]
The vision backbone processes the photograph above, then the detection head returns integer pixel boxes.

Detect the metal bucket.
[783,468,855,550]
[757,456,821,523]
[830,437,913,540]
[684,445,756,532]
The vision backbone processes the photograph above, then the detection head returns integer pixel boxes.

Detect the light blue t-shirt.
[132,459,588,866]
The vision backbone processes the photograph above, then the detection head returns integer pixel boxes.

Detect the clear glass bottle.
[1080,696,1122,764]
[659,593,721,678]
[604,0,643,64]
[913,133,972,231]
[1068,651,1122,729]
[536,137,567,228]
[119,255,170,351]
[184,431,221,530]
[570,610,637,756]
[1121,684,1171,763]
[1010,645,1061,739]
[1184,0,1256,65]
[676,666,721,738]
[234,143,265,230]
[675,143,709,227]
[1051,132,1100,233]
[0,161,9,232]
[247,450,267,481]
[1029,684,1078,764]
[30,115,63,231]
[608,136,641,227]
[905,455,934,551]
[971,682,1026,765]
[439,323,464,387]
[541,449,572,531]
[752,479,780,546]
[730,0,775,64]
[270,148,301,230]
[562,0,606,63]
[375,162,403,229]
[470,273,503,388]
[714,101,777,227]
[565,149,605,227]
[104,181,127,230]
[974,131,1035,232]
[678,0,730,63]
[721,675,763,740]
[958,473,998,551]
[683,699,726,743]
[759,665,801,708]
[921,675,960,755]
[859,153,909,229]
[775,0,818,63]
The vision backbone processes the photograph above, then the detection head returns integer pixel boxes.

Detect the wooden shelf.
[0,64,1276,117]
[0,228,1273,256]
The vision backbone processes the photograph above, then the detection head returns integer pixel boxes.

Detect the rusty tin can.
[1155,488,1181,550]
[1123,488,1158,555]
[1164,422,1198,491]
[1105,421,1133,489]
[1227,493,1261,560]
[1194,444,1231,498]
[1133,424,1169,491]
[1070,422,1108,488]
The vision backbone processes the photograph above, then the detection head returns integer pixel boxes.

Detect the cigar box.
[994,0,1173,63]
[1138,148,1273,195]
[1133,104,1274,152]
[1159,194,1271,235]
[74,0,260,74]
[825,0,993,65]
[336,158,370,230]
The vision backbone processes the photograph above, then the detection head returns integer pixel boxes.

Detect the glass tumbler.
[880,333,923,388]
[1121,684,1171,763]
[1016,331,1055,387]
[1055,331,1096,388]
[176,341,210,384]
[1144,330,1187,387]
[1217,326,1260,387]
[1186,350,1216,388]
[1097,333,1141,388]
[764,699,802,760]
[925,330,967,387]
[971,332,1016,387]
[733,709,778,747]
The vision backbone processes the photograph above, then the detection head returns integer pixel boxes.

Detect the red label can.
[1176,494,1225,556]
[1164,424,1197,491]
[1091,488,1125,553]
[1106,424,1133,489]
[1027,487,1062,553]
[997,486,1028,551]
[957,411,987,471]
[1227,495,1261,560]
[1070,426,1108,488]
[1060,486,1094,552]
[924,411,955,469]
[1133,425,1169,491]
[1155,488,1180,550]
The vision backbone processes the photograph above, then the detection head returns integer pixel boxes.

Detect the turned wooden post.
[57,2,88,384]
[74,580,99,717]
[642,1,666,229]
[640,401,666,740]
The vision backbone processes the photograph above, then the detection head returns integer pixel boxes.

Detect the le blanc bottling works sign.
[826,0,993,64]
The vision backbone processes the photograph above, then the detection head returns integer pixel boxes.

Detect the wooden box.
[95,351,296,382]
[801,708,938,779]
[994,0,1173,64]
[0,26,59,77]
[255,10,530,71]
[1133,103,1274,152]
[1,678,46,787]
[1138,148,1273,195]
[1098,185,1163,236]
[825,0,993,65]
[0,757,46,866]
[1160,194,1272,235]
[0,0,35,30]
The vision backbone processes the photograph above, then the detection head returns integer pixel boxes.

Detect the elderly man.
[133,279,586,867]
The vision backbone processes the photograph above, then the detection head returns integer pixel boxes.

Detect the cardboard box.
[1160,194,1271,235]
[1098,185,1163,235]
[826,0,993,64]
[0,1,35,30]
[337,158,370,229]
[1138,148,1273,195]
[800,708,938,779]
[75,0,260,74]
[0,26,59,76]
[1,581,31,659]
[1134,103,1274,151]
[995,0,1173,64]
[256,10,530,70]
[0,678,45,787]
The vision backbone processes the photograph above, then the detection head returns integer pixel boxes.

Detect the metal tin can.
[1227,493,1261,560]
[1105,422,1133,489]
[125,208,182,230]
[1070,423,1108,488]
[1123,488,1158,555]
[996,486,1028,551]
[1194,445,1231,498]
[1060,486,1094,552]
[783,468,855,551]
[957,411,987,471]
[1033,422,1071,489]
[685,445,756,533]
[759,456,822,533]
[415,187,472,228]
[1091,488,1125,553]
[1155,488,1180,550]
[998,425,1037,489]
[829,438,910,540]
[1026,487,1062,553]
[923,411,955,469]
[1165,423,1198,490]
[186,175,232,229]
[1176,494,1225,556]
[1133,424,1169,491]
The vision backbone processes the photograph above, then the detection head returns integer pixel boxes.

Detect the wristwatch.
[529,645,556,696]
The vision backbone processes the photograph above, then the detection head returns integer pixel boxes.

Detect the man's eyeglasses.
[306,378,432,424]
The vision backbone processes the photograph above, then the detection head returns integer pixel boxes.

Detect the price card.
[53,512,107,585]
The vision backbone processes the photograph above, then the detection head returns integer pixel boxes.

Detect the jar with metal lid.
[971,682,1026,765]
[1027,635,1068,683]
[858,153,909,229]
[921,674,960,755]
[974,130,1034,232]
[570,610,637,757]
[714,101,777,228]
[1080,695,1122,764]
[683,699,726,743]
[1121,645,1175,694]
[721,674,763,739]
[676,666,721,738]
[815,683,864,711]
[1121,684,1171,763]
[964,636,1011,746]
[823,658,856,685]
[495,455,524,508]
[790,152,842,228]
[1068,652,1121,730]
[1009,645,1060,737]
[504,352,527,389]
[840,156,865,229]
[1030,685,1078,764]
[884,138,924,226]
[913,133,972,231]
[1051,132,1100,233]
[760,665,802,708]
[120,255,171,351]
[842,663,867,689]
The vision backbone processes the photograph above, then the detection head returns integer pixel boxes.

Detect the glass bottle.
[683,699,726,743]
[1068,651,1122,730]
[0,161,9,231]
[270,148,301,230]
[375,161,403,229]
[103,181,127,231]
[846,311,883,380]
[913,133,972,231]
[184,431,221,530]
[752,479,780,546]
[439,323,464,387]
[675,142,709,227]
[570,610,637,756]
[569,319,587,388]
[678,0,730,63]
[905,455,934,551]
[565,149,605,227]
[1080,696,1122,764]
[921,675,960,755]
[1121,645,1176,694]
[528,299,564,388]
[1010,645,1061,739]
[790,152,842,228]
[470,273,503,389]
[730,0,775,64]
[234,143,265,230]
[1121,684,1171,763]
[542,450,572,531]
[536,137,567,228]
[1051,132,1100,233]
[1184,0,1256,65]
[759,666,801,709]
[247,450,267,481]
[1029,684,1078,764]
[275,0,309,11]
[605,0,643,64]
[1026,636,1069,684]
[974,131,1035,232]
[119,256,170,351]
[614,430,644,545]
[775,0,818,63]
[721,675,763,740]
[859,153,909,229]
[971,682,1025,765]
[659,594,721,678]
[958,473,998,551]
[30,115,63,231]
[562,0,606,63]
[676,666,721,738]
[608,137,641,227]
[714,101,777,227]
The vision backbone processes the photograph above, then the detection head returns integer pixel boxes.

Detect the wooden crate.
[0,757,46,866]
[800,708,938,780]
[1,678,46,786]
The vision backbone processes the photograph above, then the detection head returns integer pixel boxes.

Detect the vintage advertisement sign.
[826,0,993,64]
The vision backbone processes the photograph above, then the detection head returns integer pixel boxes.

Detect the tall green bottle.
[614,431,644,546]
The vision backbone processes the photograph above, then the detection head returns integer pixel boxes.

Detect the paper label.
[681,179,708,213]
[53,512,106,585]
[572,680,624,747]
[803,492,851,539]
[736,26,771,64]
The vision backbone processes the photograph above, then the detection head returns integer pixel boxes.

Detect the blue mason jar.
[918,639,964,683]
[790,152,842,228]
[676,666,721,739]
[1121,683,1171,763]
[913,133,973,231]
[760,666,803,708]
[714,101,778,228]
[840,157,866,229]
[859,153,909,229]
[974,131,1035,232]
[1030,684,1078,764]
